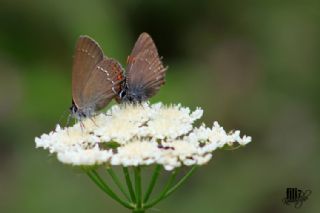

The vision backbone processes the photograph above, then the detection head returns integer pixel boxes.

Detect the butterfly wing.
[81,58,123,111]
[72,35,104,108]
[125,32,167,99]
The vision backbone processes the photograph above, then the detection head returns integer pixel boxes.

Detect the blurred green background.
[0,0,319,212]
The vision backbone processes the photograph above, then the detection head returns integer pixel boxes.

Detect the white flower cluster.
[35,103,252,170]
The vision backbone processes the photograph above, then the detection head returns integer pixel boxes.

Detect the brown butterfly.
[118,32,167,103]
[69,33,166,120]
[70,36,123,119]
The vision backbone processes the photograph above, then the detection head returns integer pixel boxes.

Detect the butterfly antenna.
[58,109,69,126]
[65,113,72,127]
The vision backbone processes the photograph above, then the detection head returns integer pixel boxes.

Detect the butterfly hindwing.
[82,58,123,111]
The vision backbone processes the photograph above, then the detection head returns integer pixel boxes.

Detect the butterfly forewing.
[72,36,104,108]
[126,32,167,99]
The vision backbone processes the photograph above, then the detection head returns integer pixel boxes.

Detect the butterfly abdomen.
[120,85,151,103]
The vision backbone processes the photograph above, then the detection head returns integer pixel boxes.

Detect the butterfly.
[69,32,167,120]
[70,35,123,119]
[118,32,167,103]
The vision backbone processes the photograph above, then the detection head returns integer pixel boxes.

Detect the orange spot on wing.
[127,55,136,64]
[117,74,123,80]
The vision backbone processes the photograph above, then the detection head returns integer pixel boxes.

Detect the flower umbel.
[36,102,251,167]
[35,102,252,212]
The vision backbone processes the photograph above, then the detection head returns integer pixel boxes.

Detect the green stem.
[163,166,197,199]
[106,167,131,201]
[144,168,180,208]
[123,167,136,203]
[86,170,133,209]
[134,166,142,210]
[132,210,145,213]
[143,165,161,203]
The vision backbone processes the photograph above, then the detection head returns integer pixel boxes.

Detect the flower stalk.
[134,166,143,211]
[123,167,136,203]
[144,167,180,209]
[106,167,131,201]
[143,165,161,203]
[86,170,133,209]
[85,165,197,212]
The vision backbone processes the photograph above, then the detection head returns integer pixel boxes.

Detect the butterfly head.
[69,100,95,120]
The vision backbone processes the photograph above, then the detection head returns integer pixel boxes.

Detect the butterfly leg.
[80,119,85,132]
[89,116,98,127]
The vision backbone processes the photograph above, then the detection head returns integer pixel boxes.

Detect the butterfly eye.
[119,90,126,99]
